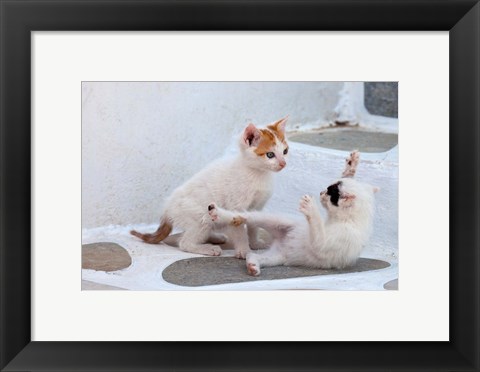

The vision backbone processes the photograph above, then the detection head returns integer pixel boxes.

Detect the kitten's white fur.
[131,117,289,258]
[208,151,378,275]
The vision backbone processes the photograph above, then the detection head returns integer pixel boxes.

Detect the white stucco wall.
[82,81,343,228]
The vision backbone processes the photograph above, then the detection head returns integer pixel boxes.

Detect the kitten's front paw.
[343,150,360,178]
[208,203,218,221]
[347,150,360,166]
[196,244,223,256]
[208,245,223,256]
[299,195,315,219]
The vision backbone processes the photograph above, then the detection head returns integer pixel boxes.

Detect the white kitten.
[131,117,289,258]
[207,151,378,275]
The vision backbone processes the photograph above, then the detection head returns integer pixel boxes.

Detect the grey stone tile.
[162,256,390,287]
[82,242,132,272]
[383,278,398,290]
[289,129,397,153]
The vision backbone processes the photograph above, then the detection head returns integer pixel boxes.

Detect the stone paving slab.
[288,128,398,153]
[383,278,398,290]
[82,242,132,271]
[162,256,390,287]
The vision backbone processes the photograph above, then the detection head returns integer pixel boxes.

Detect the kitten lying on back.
[131,117,289,258]
[207,151,378,275]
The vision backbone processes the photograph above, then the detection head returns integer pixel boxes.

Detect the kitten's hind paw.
[246,253,261,276]
[208,203,245,227]
[246,262,260,276]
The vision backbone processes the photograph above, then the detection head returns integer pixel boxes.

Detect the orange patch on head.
[254,129,277,156]
[267,117,288,142]
[268,127,285,142]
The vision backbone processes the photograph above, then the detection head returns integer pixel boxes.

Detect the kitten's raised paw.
[343,150,360,178]
[299,195,315,218]
[347,150,360,168]
[208,203,218,221]
[349,150,360,161]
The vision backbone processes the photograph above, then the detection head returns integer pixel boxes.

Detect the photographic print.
[81,81,398,290]
[3,0,478,368]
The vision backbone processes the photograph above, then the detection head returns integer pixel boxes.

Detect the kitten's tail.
[130,217,173,244]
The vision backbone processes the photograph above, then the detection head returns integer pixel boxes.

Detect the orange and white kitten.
[131,117,289,258]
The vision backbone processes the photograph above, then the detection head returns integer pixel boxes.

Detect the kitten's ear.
[268,116,289,134]
[243,123,261,147]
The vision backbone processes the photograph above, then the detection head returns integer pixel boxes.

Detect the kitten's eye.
[283,148,289,155]
[266,152,275,159]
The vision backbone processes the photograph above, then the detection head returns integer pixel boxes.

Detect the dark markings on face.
[326,181,341,206]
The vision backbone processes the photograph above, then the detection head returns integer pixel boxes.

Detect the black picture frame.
[1,1,479,371]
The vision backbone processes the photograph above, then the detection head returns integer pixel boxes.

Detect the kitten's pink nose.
[279,160,286,168]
